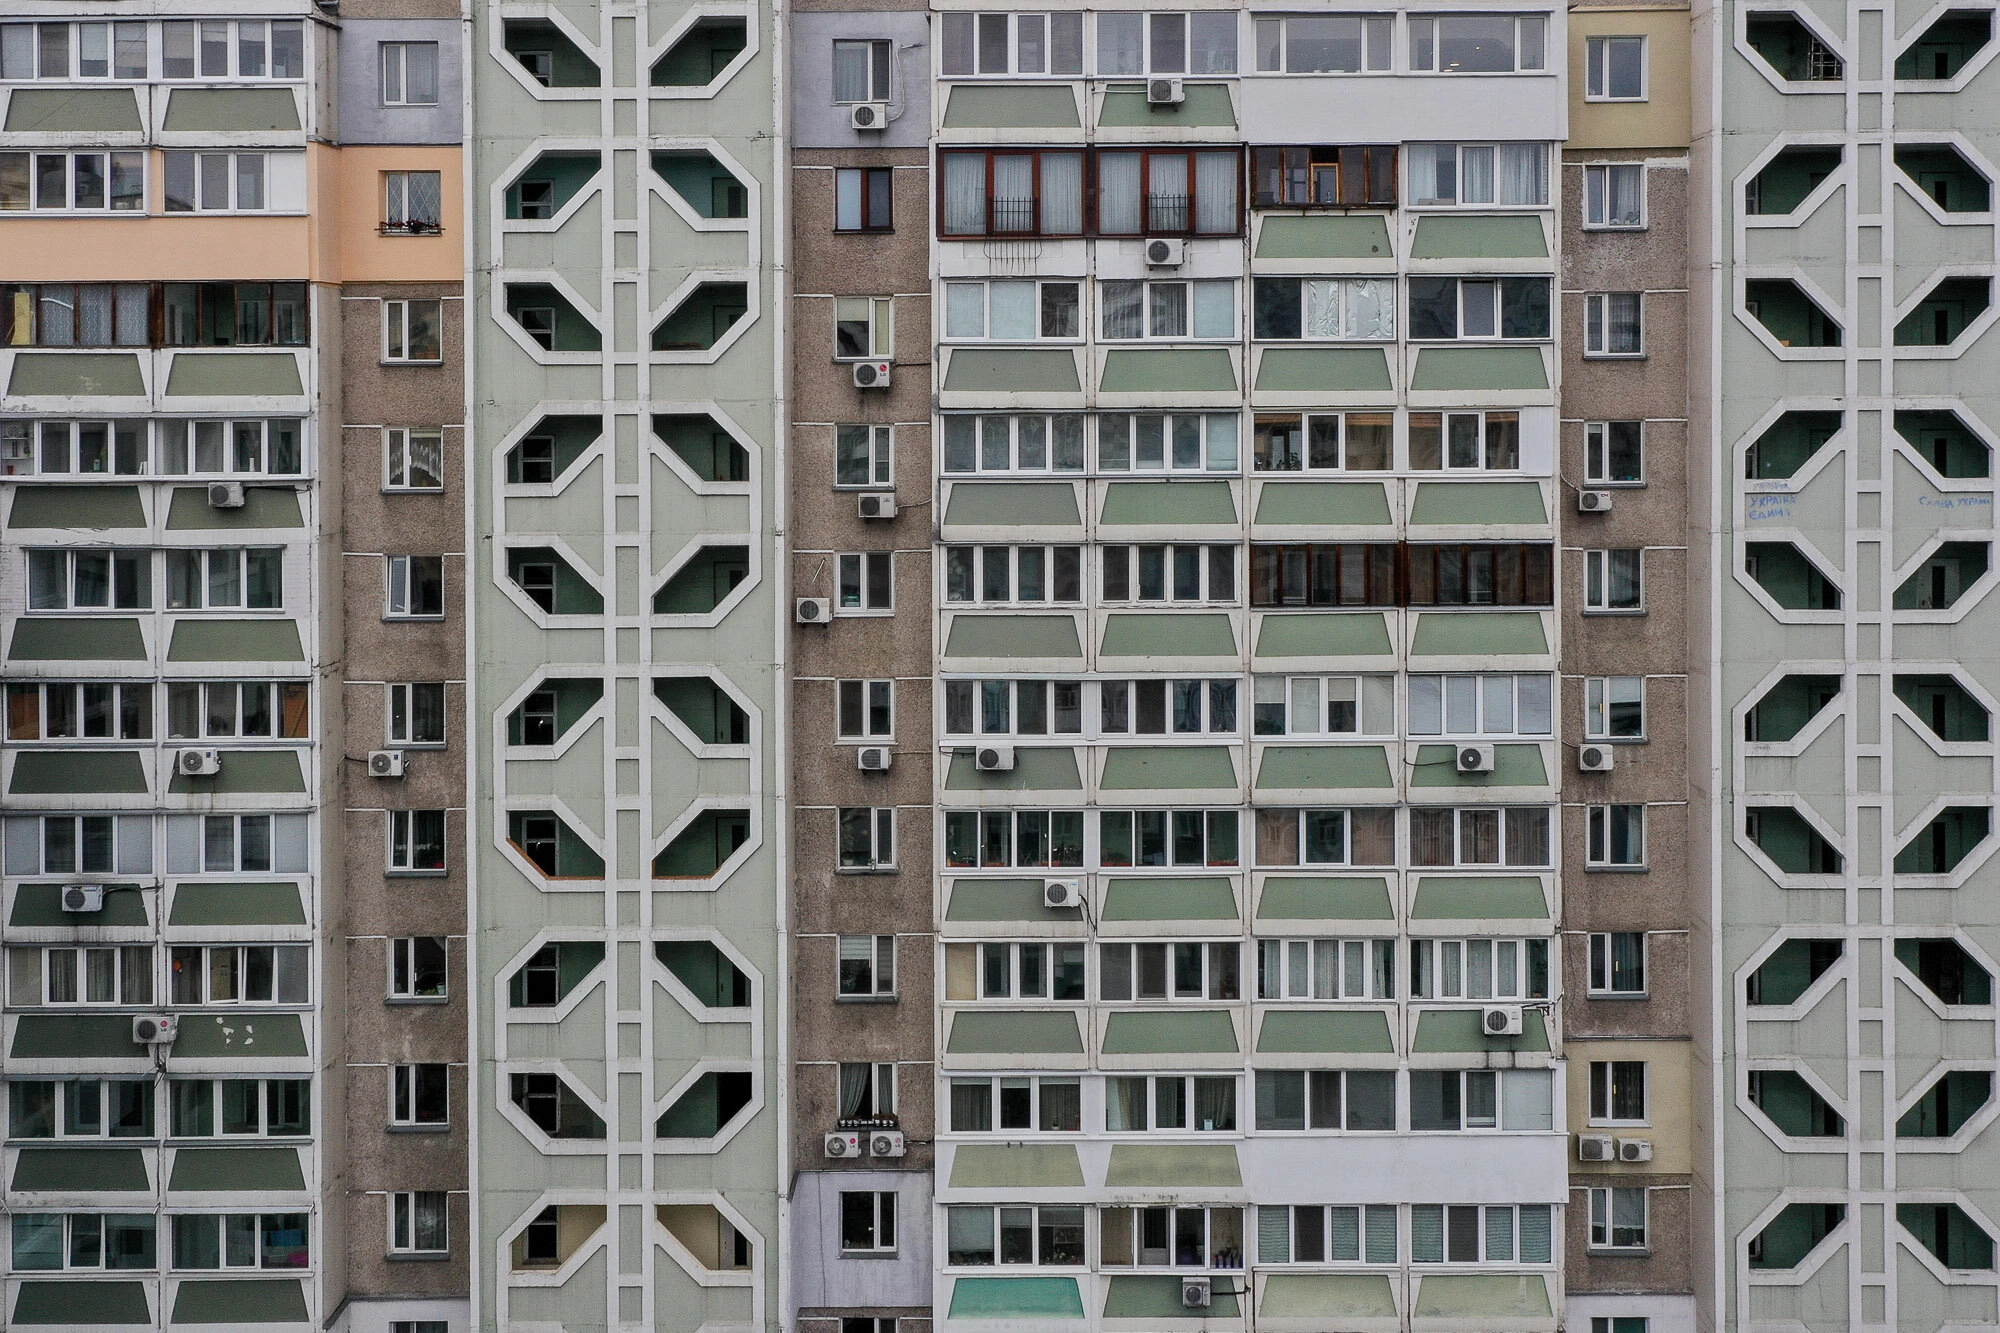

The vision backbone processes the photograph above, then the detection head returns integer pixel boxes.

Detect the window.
[1256,938,1396,999]
[1251,276,1395,340]
[948,1076,1083,1132]
[167,1079,308,1138]
[843,1320,896,1333]
[387,555,446,619]
[940,413,1085,473]
[1409,411,1522,470]
[1098,678,1239,734]
[1252,15,1393,72]
[1252,675,1396,737]
[837,680,894,738]
[1408,14,1547,72]
[943,810,1086,867]
[1593,1318,1650,1333]
[838,935,896,998]
[1411,1203,1554,1263]
[15,945,154,1006]
[1410,937,1551,999]
[1585,677,1645,740]
[1251,542,1555,608]
[1098,412,1241,472]
[162,548,283,611]
[1250,543,1396,607]
[3,419,149,476]
[162,681,307,743]
[835,168,893,231]
[10,1213,157,1271]
[1407,142,1549,206]
[390,1192,449,1255]
[1585,421,1644,484]
[943,280,1079,340]
[1254,808,1399,867]
[381,42,440,105]
[1408,276,1552,340]
[1586,35,1647,99]
[1408,808,1554,868]
[1587,1187,1648,1251]
[390,937,448,1000]
[162,152,294,213]
[168,1213,308,1269]
[1590,1060,1648,1124]
[153,419,305,477]
[1253,1069,1396,1131]
[1250,144,1397,209]
[391,1064,448,1127]
[1100,941,1241,1001]
[0,151,144,212]
[7,682,154,741]
[1410,1068,1555,1130]
[25,549,152,611]
[8,1079,154,1140]
[4,813,151,876]
[946,1205,1086,1266]
[384,170,443,233]
[1099,543,1235,603]
[1095,148,1243,236]
[945,545,1084,604]
[0,21,151,81]
[169,813,308,874]
[940,149,1086,236]
[834,423,892,488]
[389,810,447,873]
[964,941,1088,999]
[835,551,893,613]
[1584,163,1645,227]
[837,1061,896,1119]
[0,283,151,348]
[1098,1204,1244,1268]
[834,296,893,360]
[1589,932,1647,996]
[1408,674,1554,738]
[942,680,1086,737]
[1095,11,1239,74]
[385,428,445,491]
[1585,292,1644,356]
[837,807,896,870]
[1100,279,1235,339]
[151,19,305,80]
[1588,804,1647,867]
[168,945,309,1005]
[1252,411,1391,472]
[1585,548,1644,611]
[1260,1204,1400,1264]
[1099,809,1239,867]
[940,12,1085,75]
[382,299,444,363]
[161,283,307,347]
[840,1192,897,1253]
[389,682,447,746]
[1104,1077,1239,1133]
[833,39,892,102]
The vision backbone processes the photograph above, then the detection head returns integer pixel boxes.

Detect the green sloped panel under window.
[1098,348,1237,393]
[942,482,1082,527]
[5,88,142,131]
[171,1014,308,1058]
[1256,1009,1395,1054]
[1254,481,1393,526]
[161,88,301,131]
[1099,83,1236,126]
[9,617,145,661]
[1105,1143,1241,1187]
[166,750,305,794]
[1254,347,1393,392]
[6,354,144,397]
[1255,215,1392,259]
[8,485,145,529]
[942,85,1081,128]
[170,1279,308,1324]
[1255,613,1394,658]
[1409,480,1548,526]
[1261,1273,1398,1318]
[168,1147,304,1192]
[10,751,147,796]
[1408,611,1548,656]
[1255,745,1394,790]
[947,1010,1084,1055]
[1410,214,1548,258]
[943,748,1084,791]
[1101,1010,1237,1054]
[1413,1008,1551,1053]
[163,353,305,397]
[164,487,304,530]
[1409,346,1548,391]
[947,1276,1085,1319]
[168,883,306,926]
[1100,481,1237,525]
[1410,876,1549,920]
[949,1143,1085,1188]
[1099,745,1238,789]
[1412,1273,1552,1318]
[167,619,305,662]
[12,1147,148,1192]
[943,614,1083,659]
[1100,876,1238,921]
[946,878,1080,921]
[1256,876,1394,921]
[1410,742,1547,786]
[1100,614,1236,658]
[12,1281,149,1325]
[11,884,148,927]
[11,1015,140,1058]
[1104,1275,1241,1318]
[942,348,1082,392]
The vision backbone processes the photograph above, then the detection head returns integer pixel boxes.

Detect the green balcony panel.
[5,88,142,131]
[166,619,304,662]
[1254,482,1393,526]
[1099,84,1236,127]
[942,85,1081,128]
[165,487,304,530]
[943,482,1082,527]
[1256,876,1394,921]
[1409,611,1547,656]
[10,750,147,796]
[168,882,306,926]
[1101,481,1237,526]
[943,614,1083,660]
[170,1280,308,1324]
[12,883,148,927]
[949,1143,1085,1188]
[1255,347,1394,392]
[947,1277,1086,1319]
[8,485,145,530]
[1261,1273,1398,1319]
[946,878,1080,921]
[164,353,304,397]
[1105,1143,1241,1187]
[1409,481,1547,525]
[943,348,1081,393]
[1100,613,1236,658]
[1104,1275,1241,1318]
[1411,742,1547,786]
[1412,1274,1552,1318]
[169,1147,304,1192]
[171,1013,308,1058]
[11,1014,142,1059]
[1410,214,1548,258]
[1413,1008,1551,1053]
[1101,876,1238,921]
[13,1281,149,1325]
[162,89,301,131]
[1255,613,1394,657]
[12,1147,148,1192]
[1409,346,1548,391]
[1255,215,1392,260]
[1099,348,1237,393]
[167,750,305,795]
[1411,876,1549,920]
[1102,1010,1237,1054]
[1100,745,1237,790]
[1255,745,1394,790]
[1257,1009,1395,1054]
[944,747,1083,791]
[6,354,145,397]
[947,1010,1084,1055]
[10,617,145,661]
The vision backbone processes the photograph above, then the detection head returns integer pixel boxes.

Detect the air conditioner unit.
[369,749,407,779]
[1148,77,1185,105]
[176,749,221,777]
[1180,1277,1211,1310]
[1456,743,1495,774]
[824,1131,862,1158]
[849,101,890,130]
[61,884,106,913]
[1578,489,1613,513]
[132,1015,178,1046]
[1043,878,1083,909]
[796,597,832,624]
[1145,237,1185,268]
[975,744,1016,772]
[1579,744,1615,772]
[208,481,246,509]
[1616,1137,1654,1163]
[857,492,898,520]
[1577,1133,1616,1163]
[853,360,892,389]
[869,1130,907,1158]
[1481,1004,1524,1036]
[858,746,892,772]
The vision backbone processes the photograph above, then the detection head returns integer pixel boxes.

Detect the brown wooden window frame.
[1251,542,1554,608]
[1250,145,1399,208]
[937,146,1245,240]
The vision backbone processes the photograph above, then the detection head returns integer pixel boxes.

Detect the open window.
[1746,541,1842,610]
[507,546,604,615]
[1744,673,1840,742]
[653,544,749,615]
[507,811,605,879]
[1747,13,1843,80]
[1895,409,1991,477]
[656,940,754,1008]
[1896,9,1994,79]
[1745,278,1842,346]
[653,151,751,220]
[1745,410,1840,478]
[1894,542,1989,610]
[1899,1070,1993,1137]
[654,412,750,482]
[510,1072,607,1139]
[656,1071,755,1138]
[1894,674,1990,742]
[507,678,604,747]
[1749,1203,1845,1268]
[652,16,749,87]
[508,941,606,1007]
[505,152,601,221]
[506,283,600,352]
[504,19,601,87]
[512,1204,606,1270]
[654,809,750,878]
[1746,806,1843,873]
[507,415,601,486]
[1746,937,1842,1004]
[1895,277,1991,346]
[657,1205,754,1271]
[1899,1203,1996,1270]
[1747,1069,1845,1137]
[653,281,750,352]
[1896,143,1992,212]
[1894,937,1993,1004]
[655,676,749,745]
[1249,145,1397,208]
[1893,806,1989,875]
[1745,145,1841,214]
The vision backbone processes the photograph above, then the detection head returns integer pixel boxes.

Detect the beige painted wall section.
[1567,1037,1696,1175]
[332,144,464,283]
[1568,5,1692,150]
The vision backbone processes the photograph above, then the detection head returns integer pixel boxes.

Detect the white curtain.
[1303,280,1341,338]
[1097,152,1141,232]
[941,154,986,235]
[1407,143,1454,205]
[1345,279,1394,340]
[991,154,1032,230]
[1040,152,1083,232]
[1460,145,1495,203]
[1499,143,1546,204]
[831,43,870,101]
[1607,164,1642,223]
[1192,280,1233,338]
[1194,151,1238,233]
[1147,153,1189,231]
[987,280,1035,339]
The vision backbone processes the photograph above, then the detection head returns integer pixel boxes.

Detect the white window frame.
[1253,674,1396,738]
[1093,11,1240,76]
[1412,1203,1554,1263]
[835,551,894,614]
[1408,807,1554,868]
[833,296,894,361]
[1407,14,1548,74]
[1102,1075,1240,1134]
[1588,931,1648,997]
[387,681,447,747]
[1098,278,1237,342]
[388,809,447,874]
[389,1190,450,1255]
[836,679,895,739]
[1250,409,1394,473]
[1097,543,1237,604]
[941,280,1082,342]
[161,150,289,214]
[944,544,1086,606]
[942,809,1087,869]
[834,423,893,488]
[1094,1201,1246,1267]
[838,1060,898,1118]
[389,936,448,1000]
[1583,162,1646,228]
[386,554,446,620]
[837,934,897,998]
[939,12,1086,76]
[972,940,1089,1000]
[1407,673,1555,739]
[831,38,893,102]
[1584,548,1645,612]
[1584,420,1645,485]
[1587,1186,1649,1251]
[1584,34,1648,100]
[1259,1203,1400,1264]
[946,1074,1084,1133]
[167,943,309,1006]
[381,299,445,364]
[1587,803,1648,868]
[1585,676,1646,741]
[1096,939,1238,1003]
[1408,409,1526,472]
[384,169,443,231]
[839,1190,899,1253]
[1584,291,1645,356]
[1406,141,1550,207]
[1589,1059,1649,1126]
[390,1062,449,1127]
[5,1078,154,1140]
[1251,14,1394,73]
[1255,936,1396,999]
[1409,936,1552,1000]
[1253,807,1399,868]
[941,680,1088,738]
[1096,411,1243,473]
[940,412,1087,474]
[837,806,897,870]
[380,40,441,106]
[943,1203,1089,1267]
[0,150,146,213]
[1096,677,1241,736]
[384,428,445,492]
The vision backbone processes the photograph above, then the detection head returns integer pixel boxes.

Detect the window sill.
[1585,480,1648,488]
[1581,608,1646,617]
[380,360,446,368]
[838,1250,902,1260]
[1585,735,1648,745]
[386,1250,451,1261]
[1585,991,1651,1001]
[383,615,449,624]
[836,994,899,1004]
[1581,223,1649,233]
[1583,353,1649,362]
[383,487,447,496]
[389,742,450,751]
[385,869,449,878]
[1583,95,1650,104]
[1585,863,1650,873]
[836,865,900,876]
[386,995,451,1006]
[1586,1246,1653,1258]
[386,1122,451,1134]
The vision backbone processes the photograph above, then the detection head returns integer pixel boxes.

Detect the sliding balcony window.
[943,279,1080,340]
[1410,937,1550,999]
[939,148,1243,237]
[0,284,151,347]
[1407,15,1547,73]
[1251,675,1396,736]
[1253,276,1396,340]
[1407,673,1554,737]
[1408,807,1553,868]
[939,12,1085,75]
[1098,678,1238,734]
[1100,809,1239,868]
[1260,1204,1400,1262]
[1100,544,1237,603]
[163,283,309,347]
[0,152,144,212]
[6,682,152,741]
[1407,142,1549,206]
[1408,277,1550,340]
[1098,148,1241,235]
[941,679,1086,737]
[1412,1204,1554,1264]
[948,1077,1083,1133]
[941,413,1086,473]
[1098,411,1240,472]
[8,1080,155,1140]
[1250,144,1397,206]
[1253,411,1392,471]
[942,544,1083,604]
[940,150,1084,236]
[943,810,1086,868]
[1257,938,1396,999]
[1253,808,1399,867]
[1100,279,1234,340]
[1099,1204,1245,1268]
[0,22,149,80]
[1100,941,1241,1001]
[1252,15,1393,71]
[1104,1079,1240,1135]
[1409,410,1522,470]
[946,1206,1087,1267]
[1095,11,1239,75]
